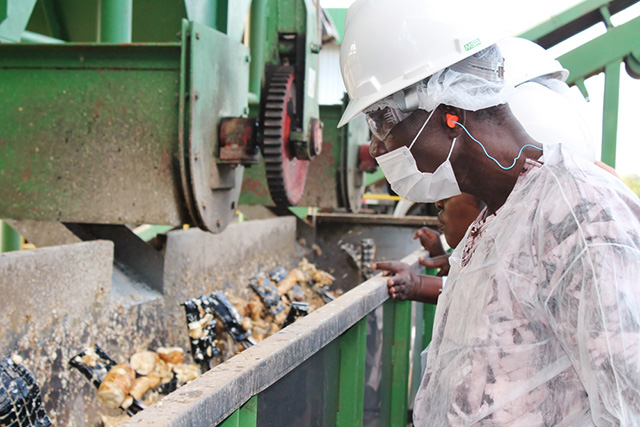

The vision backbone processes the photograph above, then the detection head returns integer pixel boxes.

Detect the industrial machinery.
[0,0,370,237]
[1,0,639,426]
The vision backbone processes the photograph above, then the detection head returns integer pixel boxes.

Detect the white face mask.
[375,109,461,203]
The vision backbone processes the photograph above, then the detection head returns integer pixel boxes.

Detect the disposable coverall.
[414,145,640,426]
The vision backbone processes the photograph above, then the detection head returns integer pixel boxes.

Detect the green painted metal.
[389,300,411,427]
[421,267,439,350]
[0,221,21,252]
[601,60,621,167]
[134,225,175,242]
[249,0,268,100]
[557,14,640,84]
[365,169,385,188]
[216,0,228,34]
[0,43,191,226]
[336,317,367,427]
[0,0,7,23]
[186,20,249,232]
[218,396,257,427]
[239,104,341,209]
[325,8,346,42]
[378,301,395,426]
[38,0,66,40]
[322,339,340,427]
[99,0,132,43]
[0,0,37,42]
[518,0,610,42]
[20,30,63,43]
[184,0,217,29]
[24,0,187,43]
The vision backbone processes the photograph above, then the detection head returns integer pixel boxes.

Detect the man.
[338,0,640,425]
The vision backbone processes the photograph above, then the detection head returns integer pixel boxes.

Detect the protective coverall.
[414,145,640,426]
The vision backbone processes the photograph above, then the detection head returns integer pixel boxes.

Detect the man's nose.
[370,136,388,158]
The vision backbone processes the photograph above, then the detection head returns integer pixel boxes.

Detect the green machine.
[0,0,368,235]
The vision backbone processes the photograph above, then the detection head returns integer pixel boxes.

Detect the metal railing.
[124,249,431,426]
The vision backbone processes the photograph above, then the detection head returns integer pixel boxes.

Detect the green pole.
[389,300,411,427]
[99,0,132,43]
[1,221,21,252]
[248,0,268,101]
[218,396,257,427]
[336,318,367,427]
[601,60,621,167]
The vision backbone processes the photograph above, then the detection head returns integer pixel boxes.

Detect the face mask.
[375,109,461,203]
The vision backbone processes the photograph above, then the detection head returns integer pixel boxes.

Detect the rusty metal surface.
[0,241,168,426]
[0,44,191,226]
[186,22,249,232]
[124,249,425,426]
[218,118,259,165]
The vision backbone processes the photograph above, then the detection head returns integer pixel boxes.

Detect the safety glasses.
[364,105,412,141]
[364,83,420,141]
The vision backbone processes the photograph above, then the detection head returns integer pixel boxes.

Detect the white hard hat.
[510,81,596,162]
[498,37,569,87]
[338,0,510,128]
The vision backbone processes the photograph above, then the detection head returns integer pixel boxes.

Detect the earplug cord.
[453,121,542,170]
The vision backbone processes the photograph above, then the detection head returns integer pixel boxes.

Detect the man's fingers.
[373,260,406,274]
[420,254,450,268]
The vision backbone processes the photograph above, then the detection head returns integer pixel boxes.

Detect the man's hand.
[419,253,451,276]
[373,261,420,301]
[414,227,445,256]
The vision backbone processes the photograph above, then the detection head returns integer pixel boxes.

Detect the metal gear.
[260,66,309,206]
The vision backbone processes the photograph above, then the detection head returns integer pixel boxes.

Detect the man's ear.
[442,106,465,138]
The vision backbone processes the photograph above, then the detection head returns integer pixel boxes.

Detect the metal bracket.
[218,117,260,165]
[63,223,165,294]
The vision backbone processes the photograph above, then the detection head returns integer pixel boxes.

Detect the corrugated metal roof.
[318,42,346,106]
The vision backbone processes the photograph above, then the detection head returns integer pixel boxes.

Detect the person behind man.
[376,194,482,302]
[338,0,640,424]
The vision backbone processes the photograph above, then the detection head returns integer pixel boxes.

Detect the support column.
[1,220,21,252]
[99,0,132,43]
[337,318,367,426]
[601,60,621,167]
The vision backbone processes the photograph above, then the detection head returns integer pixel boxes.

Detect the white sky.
[320,0,640,176]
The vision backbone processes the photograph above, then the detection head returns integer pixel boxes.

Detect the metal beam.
[520,0,640,48]
[0,220,21,252]
[99,0,132,43]
[601,60,622,166]
[558,14,640,84]
[20,30,64,43]
[519,0,610,43]
[39,0,67,40]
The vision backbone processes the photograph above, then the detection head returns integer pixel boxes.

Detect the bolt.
[194,91,199,100]
[245,55,251,63]
[196,32,200,40]
[216,219,222,228]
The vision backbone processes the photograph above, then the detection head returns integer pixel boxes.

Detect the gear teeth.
[259,67,308,206]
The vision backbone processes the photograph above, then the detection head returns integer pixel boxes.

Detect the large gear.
[260,66,309,206]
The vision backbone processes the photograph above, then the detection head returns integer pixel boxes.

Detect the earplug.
[446,113,459,128]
